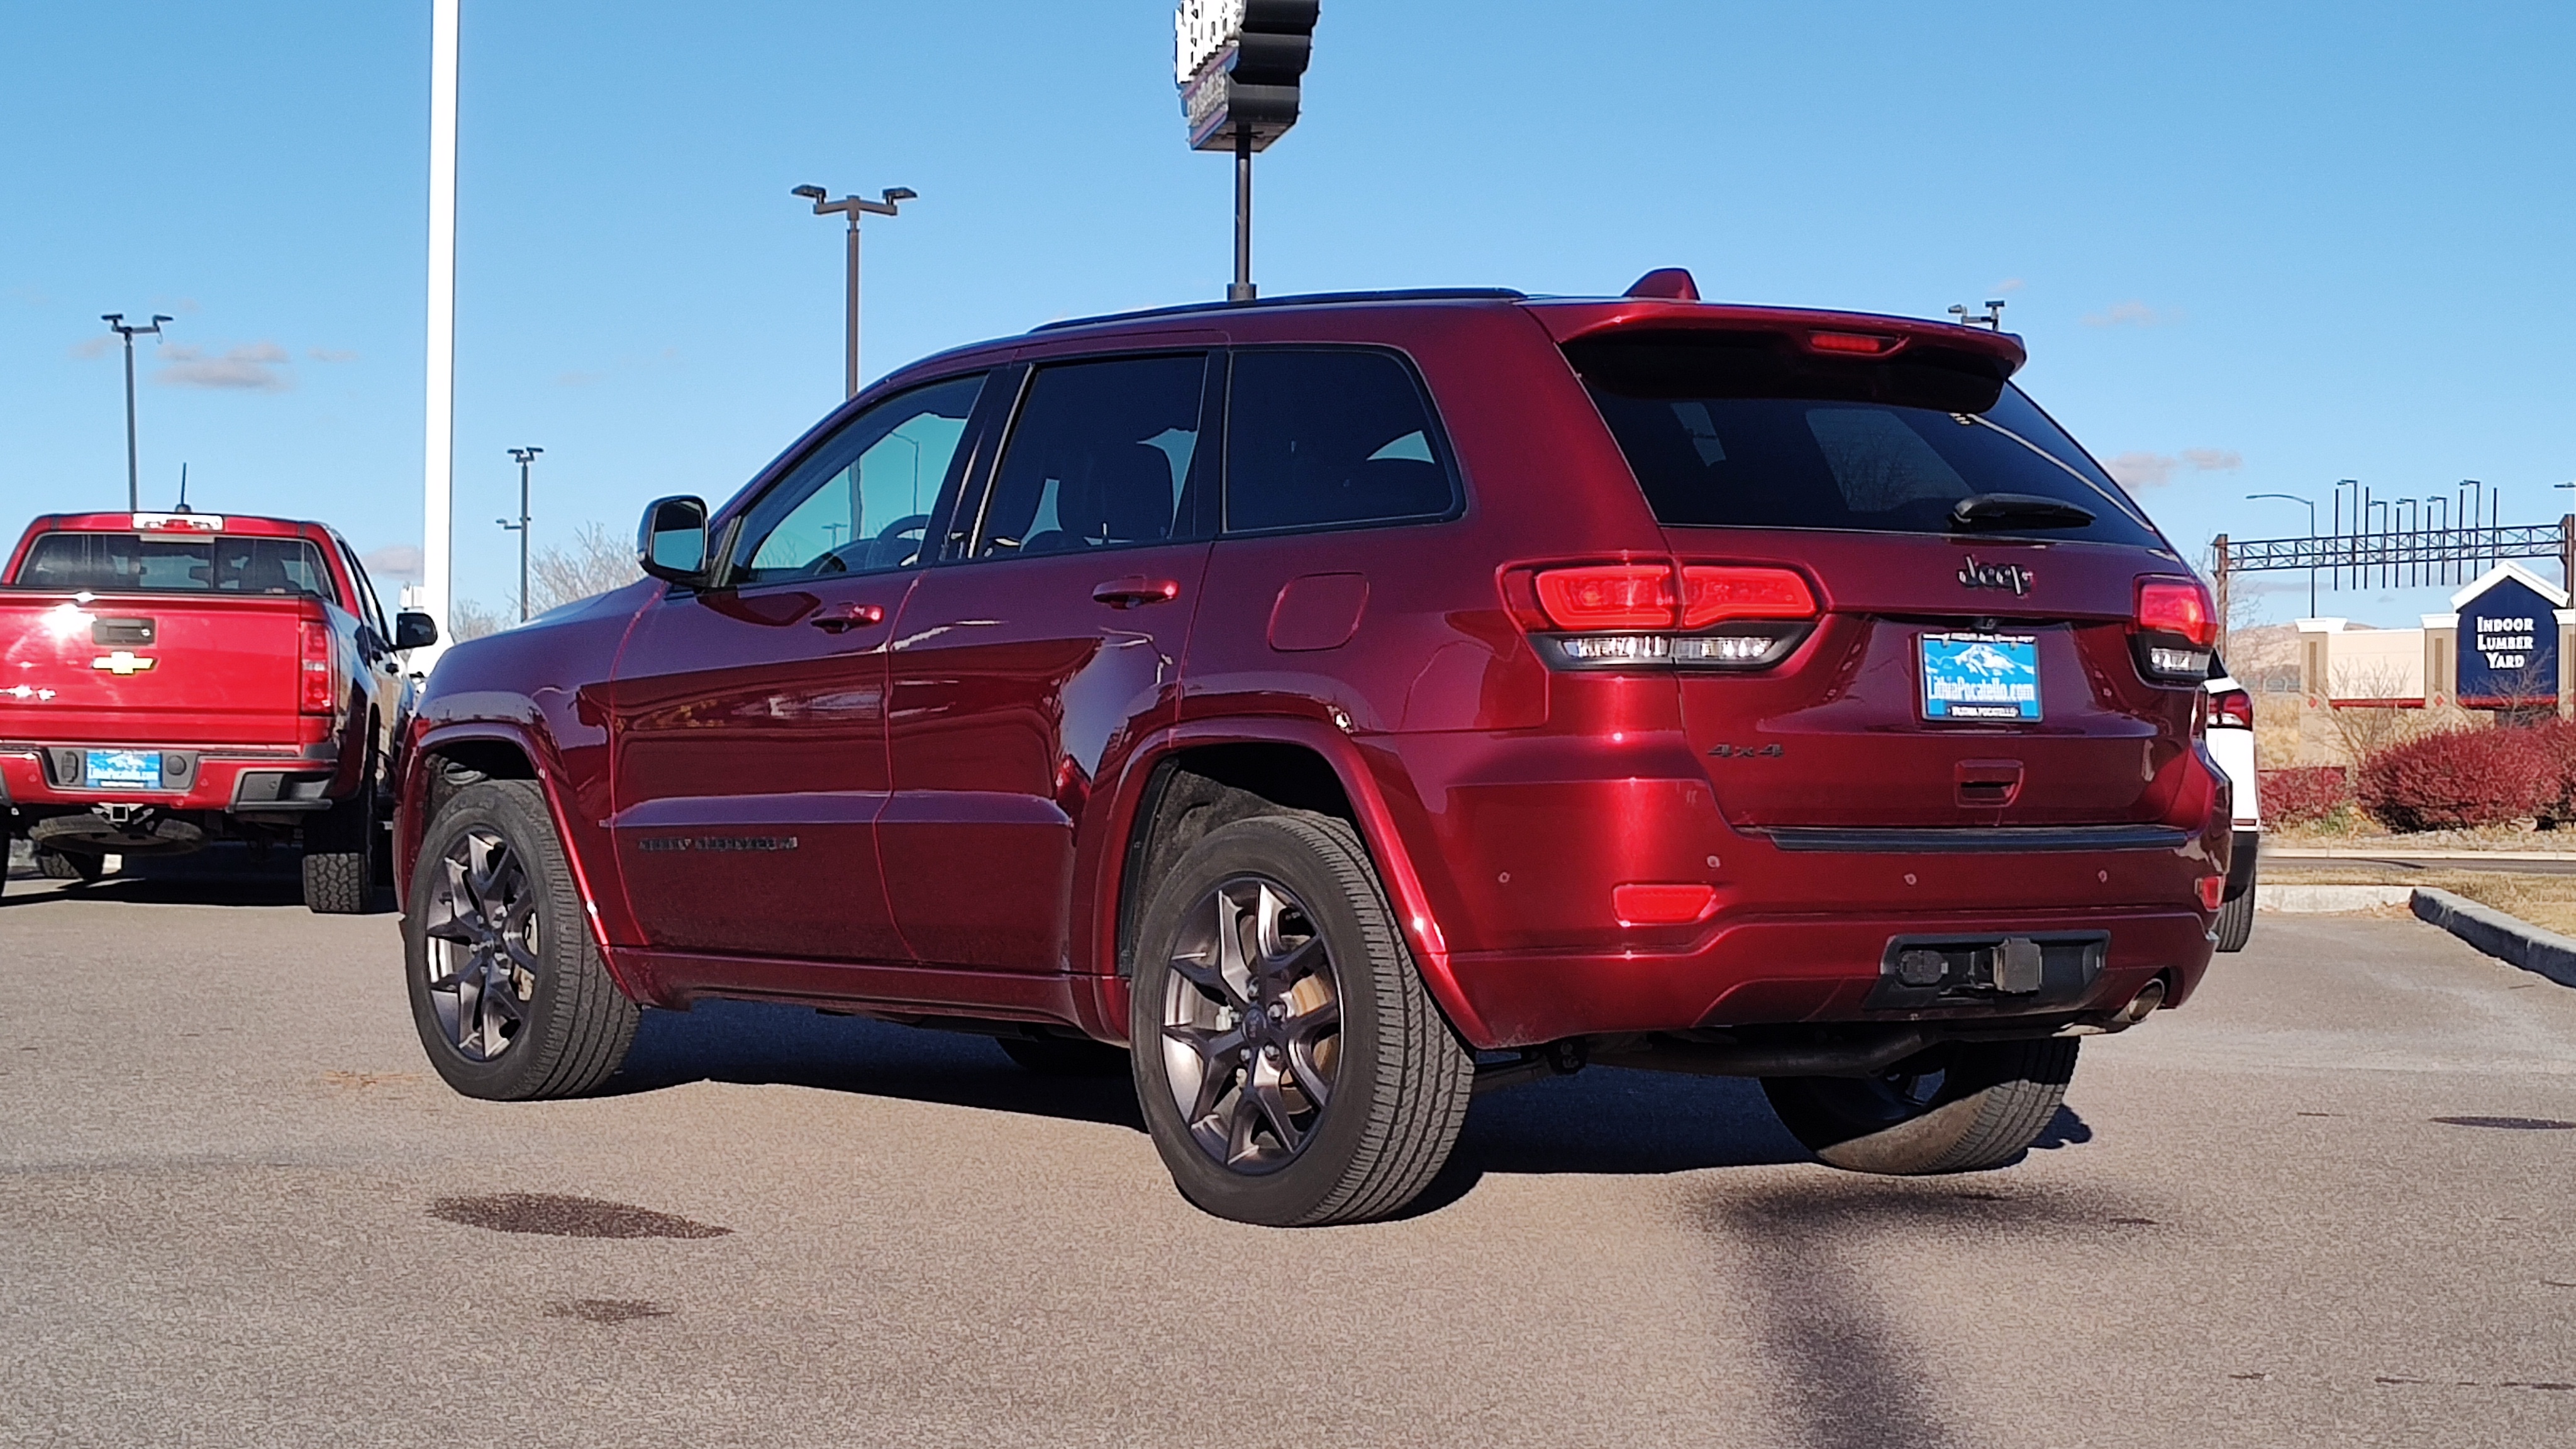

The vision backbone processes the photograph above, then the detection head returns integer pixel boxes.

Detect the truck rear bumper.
[0,741,342,818]
[1443,905,2214,1050]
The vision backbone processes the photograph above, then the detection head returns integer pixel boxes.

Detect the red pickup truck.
[0,510,435,911]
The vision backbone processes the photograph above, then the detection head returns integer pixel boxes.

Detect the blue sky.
[4,1,2571,625]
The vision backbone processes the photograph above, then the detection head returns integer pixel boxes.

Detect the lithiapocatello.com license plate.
[84,748,164,790]
[1918,633,2041,721]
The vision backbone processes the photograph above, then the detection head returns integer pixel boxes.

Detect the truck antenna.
[175,462,191,513]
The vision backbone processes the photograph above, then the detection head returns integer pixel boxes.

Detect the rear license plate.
[86,749,163,791]
[1919,633,2041,721]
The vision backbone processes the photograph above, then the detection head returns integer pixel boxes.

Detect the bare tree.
[2319,658,2445,764]
[528,523,641,614]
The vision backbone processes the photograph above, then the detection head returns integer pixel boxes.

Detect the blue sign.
[1919,633,2042,721]
[2456,572,2560,707]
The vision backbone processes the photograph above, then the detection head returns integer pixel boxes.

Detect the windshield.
[1568,333,2162,547]
[8,531,339,601]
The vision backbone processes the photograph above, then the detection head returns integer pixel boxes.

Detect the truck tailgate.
[0,593,309,745]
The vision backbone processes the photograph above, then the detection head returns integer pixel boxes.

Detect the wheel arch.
[1085,718,1491,1048]
[399,720,644,1000]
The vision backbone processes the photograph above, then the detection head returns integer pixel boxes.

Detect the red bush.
[2258,767,2351,826]
[2355,726,2552,831]
[2521,719,2576,825]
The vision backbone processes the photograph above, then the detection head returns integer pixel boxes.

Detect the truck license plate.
[1919,633,2041,721]
[86,749,163,791]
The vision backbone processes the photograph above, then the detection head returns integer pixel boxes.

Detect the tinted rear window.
[1225,350,1459,533]
[1568,333,2159,547]
[9,532,338,600]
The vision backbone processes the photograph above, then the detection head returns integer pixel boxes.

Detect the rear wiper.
[1950,492,2096,531]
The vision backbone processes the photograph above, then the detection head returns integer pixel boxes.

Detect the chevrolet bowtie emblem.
[92,652,157,675]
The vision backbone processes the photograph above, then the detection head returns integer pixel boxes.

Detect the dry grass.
[2266,863,2576,937]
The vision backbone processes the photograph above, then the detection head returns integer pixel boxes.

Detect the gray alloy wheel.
[1159,874,1346,1174]
[1763,1037,2080,1175]
[1130,814,1475,1227]
[403,779,638,1101]
[421,825,539,1062]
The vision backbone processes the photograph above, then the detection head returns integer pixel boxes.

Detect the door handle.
[1092,576,1181,609]
[808,602,886,634]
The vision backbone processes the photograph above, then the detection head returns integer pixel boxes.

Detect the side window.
[1224,350,1458,534]
[731,374,987,587]
[343,547,389,636]
[968,354,1208,560]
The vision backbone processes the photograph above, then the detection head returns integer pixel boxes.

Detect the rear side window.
[1568,333,2159,547]
[9,532,339,600]
[969,355,1208,560]
[1224,350,1459,534]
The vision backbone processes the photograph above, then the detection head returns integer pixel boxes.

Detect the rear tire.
[1130,813,1474,1227]
[1763,1038,2079,1175]
[301,764,379,914]
[2213,877,2255,953]
[403,779,639,1101]
[36,848,103,882]
[995,1035,1129,1077]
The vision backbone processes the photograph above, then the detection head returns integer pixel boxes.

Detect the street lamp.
[2247,492,2318,618]
[100,313,172,511]
[499,446,541,621]
[792,183,915,400]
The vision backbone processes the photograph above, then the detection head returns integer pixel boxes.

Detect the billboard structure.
[1175,1,1319,301]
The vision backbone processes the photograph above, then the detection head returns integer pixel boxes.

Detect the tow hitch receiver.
[1872,933,2104,1010]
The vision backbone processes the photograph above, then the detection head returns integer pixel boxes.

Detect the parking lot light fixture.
[794,183,914,399]
[501,447,541,621]
[100,313,173,511]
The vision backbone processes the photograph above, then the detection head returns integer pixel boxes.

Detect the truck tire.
[2213,875,2255,953]
[1762,1038,2080,1175]
[995,1035,1129,1077]
[36,848,104,882]
[1130,813,1475,1227]
[403,778,638,1100]
[301,772,377,914]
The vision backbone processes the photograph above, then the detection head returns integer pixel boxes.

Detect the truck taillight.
[2133,576,2217,682]
[300,621,336,714]
[1527,562,1818,671]
[2207,688,2253,730]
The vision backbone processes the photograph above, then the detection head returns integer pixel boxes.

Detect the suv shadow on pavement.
[606,998,2077,1188]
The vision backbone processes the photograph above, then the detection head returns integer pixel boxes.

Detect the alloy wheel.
[1159,875,1344,1174]
[421,827,539,1061]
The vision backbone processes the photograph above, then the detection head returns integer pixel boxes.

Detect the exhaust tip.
[2114,979,2167,1026]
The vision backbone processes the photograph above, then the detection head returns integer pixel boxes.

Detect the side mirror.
[638,495,712,584]
[393,611,440,651]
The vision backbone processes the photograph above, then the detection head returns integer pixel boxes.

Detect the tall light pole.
[100,313,171,511]
[500,447,540,621]
[420,0,461,667]
[2248,491,2318,618]
[791,183,914,399]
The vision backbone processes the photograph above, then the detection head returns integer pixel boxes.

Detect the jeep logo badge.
[1957,558,2033,595]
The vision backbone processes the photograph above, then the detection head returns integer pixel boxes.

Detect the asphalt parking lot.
[4,853,2574,1449]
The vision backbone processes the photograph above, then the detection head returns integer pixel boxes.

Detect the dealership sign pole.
[419,0,460,666]
[1175,1,1318,302]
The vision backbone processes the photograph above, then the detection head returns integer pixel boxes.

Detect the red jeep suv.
[396,276,2229,1226]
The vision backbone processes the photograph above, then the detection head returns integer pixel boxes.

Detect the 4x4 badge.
[1957,557,2033,595]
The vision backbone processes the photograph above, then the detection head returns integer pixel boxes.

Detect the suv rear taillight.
[299,620,337,714]
[2207,688,2253,730]
[2133,576,2216,683]
[1526,562,1817,670]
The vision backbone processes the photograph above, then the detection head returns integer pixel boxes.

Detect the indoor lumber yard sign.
[1175,0,1319,152]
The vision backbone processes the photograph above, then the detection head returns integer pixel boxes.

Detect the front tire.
[1130,814,1474,1227]
[1763,1038,2079,1175]
[403,779,639,1100]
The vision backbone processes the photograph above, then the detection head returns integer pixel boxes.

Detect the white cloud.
[69,334,116,359]
[307,347,358,364]
[2107,448,2242,491]
[1992,277,2026,294]
[2082,299,2172,328]
[155,341,294,392]
[361,545,423,584]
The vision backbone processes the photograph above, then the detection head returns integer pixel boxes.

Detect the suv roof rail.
[1031,287,1529,333]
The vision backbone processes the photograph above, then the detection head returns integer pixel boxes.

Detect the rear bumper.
[0,741,344,818]
[1447,904,2213,1049]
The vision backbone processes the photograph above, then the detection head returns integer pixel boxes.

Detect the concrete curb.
[2409,887,2576,989]
[2272,846,2576,862]
[2257,884,2414,913]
